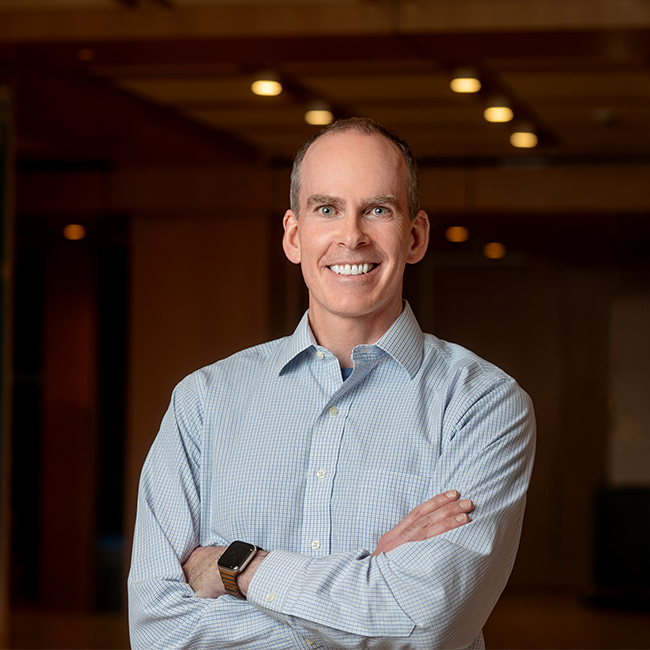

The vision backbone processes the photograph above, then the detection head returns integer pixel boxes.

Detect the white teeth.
[329,263,375,276]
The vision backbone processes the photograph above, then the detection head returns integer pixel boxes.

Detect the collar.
[373,302,425,379]
[277,302,424,380]
[276,310,315,374]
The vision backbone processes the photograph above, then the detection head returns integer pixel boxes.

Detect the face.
[283,130,429,338]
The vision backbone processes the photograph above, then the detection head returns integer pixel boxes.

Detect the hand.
[182,545,228,598]
[372,490,474,556]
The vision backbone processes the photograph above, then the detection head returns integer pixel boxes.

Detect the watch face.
[218,541,256,571]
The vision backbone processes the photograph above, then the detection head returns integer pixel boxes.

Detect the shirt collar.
[276,310,315,374]
[373,301,424,379]
[277,302,424,379]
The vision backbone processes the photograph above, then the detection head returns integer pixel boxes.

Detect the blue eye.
[319,206,333,216]
[372,207,387,216]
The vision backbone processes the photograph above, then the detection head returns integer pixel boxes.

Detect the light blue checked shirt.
[128,303,535,650]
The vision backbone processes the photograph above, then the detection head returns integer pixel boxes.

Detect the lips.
[328,263,376,276]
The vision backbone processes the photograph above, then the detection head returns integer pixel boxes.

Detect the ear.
[282,210,302,265]
[406,210,430,264]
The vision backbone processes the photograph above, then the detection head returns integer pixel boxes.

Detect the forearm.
[245,512,521,650]
[128,378,303,650]
[129,504,305,650]
[129,578,305,650]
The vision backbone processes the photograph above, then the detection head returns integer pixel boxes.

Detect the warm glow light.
[483,242,506,259]
[445,226,470,243]
[484,106,514,123]
[63,224,86,241]
[251,79,283,97]
[510,131,538,148]
[450,77,481,93]
[450,67,481,93]
[305,109,333,126]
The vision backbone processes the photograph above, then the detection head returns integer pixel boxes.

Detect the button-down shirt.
[128,303,535,650]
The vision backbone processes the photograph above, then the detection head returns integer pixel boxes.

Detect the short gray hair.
[290,117,420,221]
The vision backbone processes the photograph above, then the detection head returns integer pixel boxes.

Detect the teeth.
[329,263,375,276]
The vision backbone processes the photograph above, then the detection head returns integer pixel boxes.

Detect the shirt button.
[266,593,275,603]
[316,469,326,480]
[311,540,321,550]
[316,351,324,360]
[329,406,338,416]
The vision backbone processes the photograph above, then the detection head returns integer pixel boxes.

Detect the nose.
[338,213,368,249]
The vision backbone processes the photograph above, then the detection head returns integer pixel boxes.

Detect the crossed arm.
[183,490,475,599]
[129,370,535,650]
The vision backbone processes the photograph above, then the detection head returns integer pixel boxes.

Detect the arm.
[182,491,475,597]
[242,378,535,649]
[127,376,307,650]
[130,372,475,649]
[130,364,534,649]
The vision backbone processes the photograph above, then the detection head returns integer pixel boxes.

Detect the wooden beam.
[2,0,648,44]
[110,0,173,9]
[399,0,650,33]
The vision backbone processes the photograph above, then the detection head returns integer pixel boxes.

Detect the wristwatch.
[217,540,263,599]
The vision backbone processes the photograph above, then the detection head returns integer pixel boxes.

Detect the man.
[128,118,535,649]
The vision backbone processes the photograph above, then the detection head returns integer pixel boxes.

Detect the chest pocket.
[344,469,432,551]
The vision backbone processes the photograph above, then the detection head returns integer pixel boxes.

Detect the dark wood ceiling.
[2,0,650,168]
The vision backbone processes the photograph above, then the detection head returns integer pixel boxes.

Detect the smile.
[328,263,376,276]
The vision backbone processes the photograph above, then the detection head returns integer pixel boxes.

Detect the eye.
[318,206,334,216]
[371,206,389,217]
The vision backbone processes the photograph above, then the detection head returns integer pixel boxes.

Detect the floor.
[483,589,650,649]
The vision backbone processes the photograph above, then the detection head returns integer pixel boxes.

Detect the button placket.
[299,384,352,556]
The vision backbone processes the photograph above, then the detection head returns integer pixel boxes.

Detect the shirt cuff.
[247,549,312,616]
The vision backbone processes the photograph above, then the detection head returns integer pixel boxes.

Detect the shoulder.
[422,334,513,385]
[421,334,533,423]
[176,336,290,405]
[158,336,290,448]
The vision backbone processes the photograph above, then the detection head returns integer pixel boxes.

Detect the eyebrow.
[363,195,402,210]
[306,194,343,211]
[305,194,403,211]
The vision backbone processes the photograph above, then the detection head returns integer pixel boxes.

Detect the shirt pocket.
[356,469,432,550]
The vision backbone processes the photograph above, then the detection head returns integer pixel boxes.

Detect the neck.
[308,301,403,367]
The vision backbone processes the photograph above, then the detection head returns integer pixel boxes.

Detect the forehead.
[299,131,407,202]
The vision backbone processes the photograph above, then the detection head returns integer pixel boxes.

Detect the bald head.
[290,117,420,221]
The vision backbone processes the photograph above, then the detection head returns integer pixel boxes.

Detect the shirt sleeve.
[246,375,536,650]
[127,374,314,650]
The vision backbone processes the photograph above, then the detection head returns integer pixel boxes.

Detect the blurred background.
[0,0,649,648]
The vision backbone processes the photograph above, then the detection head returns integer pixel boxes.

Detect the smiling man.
[128,118,535,650]
[282,127,429,365]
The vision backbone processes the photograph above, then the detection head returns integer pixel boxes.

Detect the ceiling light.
[483,242,506,259]
[251,71,282,97]
[484,97,513,123]
[445,226,470,243]
[450,67,481,93]
[510,124,538,148]
[305,101,333,126]
[63,224,86,241]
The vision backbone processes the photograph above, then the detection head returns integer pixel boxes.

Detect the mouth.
[328,263,377,276]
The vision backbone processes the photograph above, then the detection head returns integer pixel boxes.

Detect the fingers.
[372,490,474,556]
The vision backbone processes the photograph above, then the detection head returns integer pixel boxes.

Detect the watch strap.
[220,567,244,599]
[218,543,262,599]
